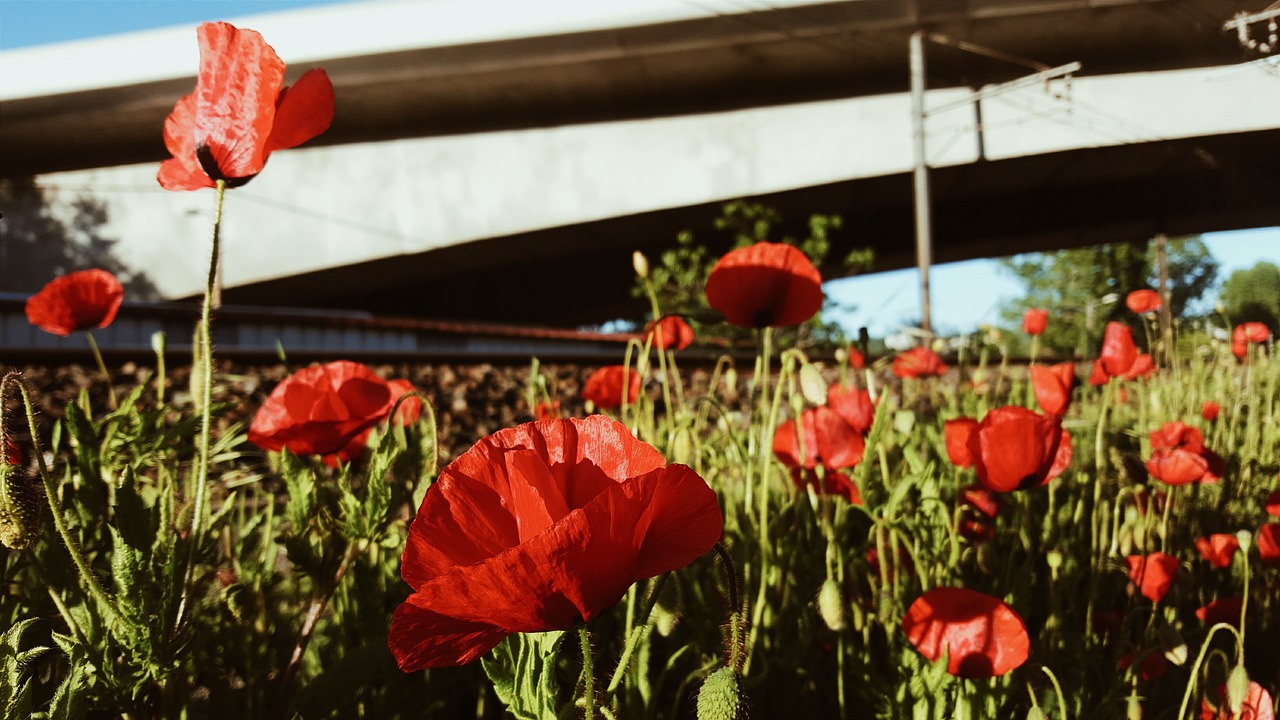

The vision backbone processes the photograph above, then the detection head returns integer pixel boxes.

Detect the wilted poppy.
[1099,322,1139,378]
[1195,534,1240,568]
[1195,597,1243,627]
[1146,421,1218,486]
[1231,322,1272,359]
[705,242,824,328]
[892,347,948,379]
[1125,552,1178,602]
[1202,401,1222,422]
[1030,362,1075,416]
[389,415,723,669]
[25,269,124,337]
[582,366,641,409]
[1259,523,1280,567]
[644,315,694,351]
[971,407,1070,492]
[1200,680,1275,720]
[1125,289,1162,314]
[158,22,335,190]
[248,361,395,457]
[901,587,1030,679]
[1022,308,1049,336]
[944,418,980,469]
[828,384,875,435]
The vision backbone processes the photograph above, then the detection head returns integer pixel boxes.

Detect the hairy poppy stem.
[84,331,117,410]
[578,624,596,720]
[176,179,226,633]
[7,373,122,628]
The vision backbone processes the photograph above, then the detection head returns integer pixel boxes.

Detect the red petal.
[1125,289,1161,314]
[264,68,335,156]
[582,366,641,409]
[193,22,285,180]
[157,94,215,190]
[1194,534,1239,568]
[388,601,508,671]
[828,385,875,435]
[1030,363,1073,416]
[644,315,695,351]
[1145,448,1209,486]
[705,242,823,328]
[1125,553,1178,602]
[1100,322,1138,377]
[247,361,392,456]
[24,269,124,336]
[902,587,1029,678]
[944,418,980,469]
[975,407,1062,492]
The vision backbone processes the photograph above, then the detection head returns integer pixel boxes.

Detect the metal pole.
[1155,233,1172,361]
[909,30,933,338]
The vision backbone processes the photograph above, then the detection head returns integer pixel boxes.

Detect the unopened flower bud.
[1237,530,1252,553]
[723,367,738,393]
[697,667,745,720]
[799,363,828,406]
[632,251,650,279]
[834,347,848,365]
[0,462,44,550]
[672,428,694,465]
[1227,664,1250,715]
[1046,550,1063,571]
[1126,694,1143,720]
[1026,706,1047,720]
[151,330,166,356]
[817,578,846,631]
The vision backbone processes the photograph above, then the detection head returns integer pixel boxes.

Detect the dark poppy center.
[196,144,254,188]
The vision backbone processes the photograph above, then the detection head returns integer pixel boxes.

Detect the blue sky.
[4,0,1278,335]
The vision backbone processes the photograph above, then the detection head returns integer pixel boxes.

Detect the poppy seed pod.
[696,667,746,720]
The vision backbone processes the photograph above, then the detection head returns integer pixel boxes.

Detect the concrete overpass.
[2,0,1278,324]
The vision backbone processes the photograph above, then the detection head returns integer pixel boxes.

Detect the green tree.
[1220,261,1280,331]
[1001,237,1218,356]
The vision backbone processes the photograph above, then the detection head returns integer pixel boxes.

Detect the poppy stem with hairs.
[176,178,226,632]
[578,624,596,719]
[83,331,117,410]
[1084,379,1114,643]
[7,373,122,628]
[605,572,672,697]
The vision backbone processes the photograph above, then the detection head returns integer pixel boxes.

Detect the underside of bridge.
[221,127,1280,325]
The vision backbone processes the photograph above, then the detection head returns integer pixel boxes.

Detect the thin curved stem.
[84,331,118,410]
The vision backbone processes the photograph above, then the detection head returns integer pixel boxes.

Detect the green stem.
[579,624,596,720]
[9,375,121,627]
[176,179,226,631]
[84,331,117,410]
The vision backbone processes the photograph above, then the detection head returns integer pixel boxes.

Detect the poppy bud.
[672,427,694,465]
[817,578,846,631]
[0,462,44,550]
[834,347,848,366]
[653,603,679,637]
[632,250,650,279]
[696,667,746,720]
[1237,530,1252,553]
[1227,664,1250,715]
[1126,694,1143,720]
[799,363,828,406]
[723,367,738,393]
[1026,707,1047,720]
[151,330,166,357]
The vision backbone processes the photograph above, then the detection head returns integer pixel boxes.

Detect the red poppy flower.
[1200,680,1275,720]
[1266,491,1280,519]
[1126,552,1178,602]
[1030,362,1075,416]
[847,346,866,369]
[25,269,124,337]
[961,485,1001,520]
[3,439,21,467]
[322,379,422,466]
[944,418,980,469]
[773,407,866,473]
[1099,322,1139,378]
[248,361,395,457]
[1022,308,1049,336]
[892,347,948,379]
[582,366,641,409]
[901,587,1030,679]
[1195,534,1240,568]
[534,400,561,421]
[1119,650,1169,681]
[1231,322,1272,359]
[1202,401,1222,422]
[704,241,824,328]
[828,384,875,435]
[1125,289,1162,314]
[1259,523,1280,567]
[972,407,1069,492]
[1146,421,1218,486]
[1088,359,1109,387]
[389,415,723,669]
[158,22,335,190]
[1195,597,1243,627]
[644,315,694,351]
[1123,354,1156,381]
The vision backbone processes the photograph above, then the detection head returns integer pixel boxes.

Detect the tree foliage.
[1220,261,1280,331]
[1001,237,1218,356]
